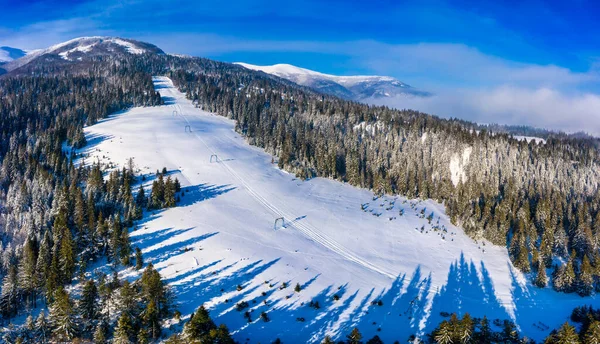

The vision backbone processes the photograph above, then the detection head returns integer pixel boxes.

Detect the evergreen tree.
[322,336,335,344]
[114,312,135,344]
[0,265,19,318]
[546,321,580,344]
[584,320,600,344]
[184,305,217,340]
[366,335,384,344]
[135,247,144,270]
[141,263,169,316]
[93,322,107,344]
[164,176,176,207]
[577,255,594,296]
[434,321,453,344]
[535,260,548,288]
[49,287,78,341]
[144,299,162,339]
[136,185,146,208]
[346,327,363,344]
[19,236,39,309]
[458,313,474,343]
[120,228,132,266]
[78,279,99,325]
[35,311,50,343]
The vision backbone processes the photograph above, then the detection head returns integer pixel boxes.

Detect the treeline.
[2,263,175,343]
[124,53,600,295]
[426,307,600,344]
[0,56,165,338]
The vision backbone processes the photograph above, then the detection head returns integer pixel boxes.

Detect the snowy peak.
[235,62,429,101]
[46,36,164,60]
[3,36,164,72]
[0,46,26,63]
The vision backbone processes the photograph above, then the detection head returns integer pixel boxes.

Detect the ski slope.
[78,76,595,343]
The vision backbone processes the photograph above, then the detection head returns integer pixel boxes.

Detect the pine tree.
[366,335,384,344]
[93,322,107,344]
[164,176,176,207]
[144,299,162,339]
[322,336,335,344]
[36,231,52,303]
[59,227,76,283]
[0,264,19,318]
[120,228,131,266]
[35,311,50,343]
[141,263,168,316]
[476,316,492,343]
[535,260,548,288]
[138,328,150,344]
[19,236,39,309]
[584,320,600,344]
[577,255,594,296]
[135,247,144,270]
[501,320,518,343]
[347,327,363,344]
[49,287,77,341]
[136,185,146,208]
[434,321,453,344]
[23,315,35,342]
[110,216,123,265]
[553,322,580,344]
[458,313,473,343]
[78,279,99,324]
[118,280,138,316]
[114,312,135,344]
[184,305,217,340]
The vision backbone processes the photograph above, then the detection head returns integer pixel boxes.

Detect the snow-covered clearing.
[77,76,594,343]
[513,135,547,145]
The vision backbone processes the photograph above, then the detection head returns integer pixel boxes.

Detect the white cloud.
[374,87,600,136]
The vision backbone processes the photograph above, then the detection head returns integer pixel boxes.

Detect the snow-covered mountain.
[0,46,26,62]
[235,62,430,101]
[2,36,164,72]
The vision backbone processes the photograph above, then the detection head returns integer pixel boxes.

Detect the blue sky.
[2,0,600,134]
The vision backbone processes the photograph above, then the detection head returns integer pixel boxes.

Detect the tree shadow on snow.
[178,183,236,207]
[425,253,512,335]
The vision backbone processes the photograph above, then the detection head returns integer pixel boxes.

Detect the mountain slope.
[2,36,164,73]
[235,62,430,101]
[0,46,26,62]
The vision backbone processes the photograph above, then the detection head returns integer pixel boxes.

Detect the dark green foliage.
[366,335,384,344]
[544,322,580,344]
[347,327,363,344]
[49,286,78,342]
[135,246,144,270]
[180,305,234,343]
[78,279,99,325]
[428,313,522,344]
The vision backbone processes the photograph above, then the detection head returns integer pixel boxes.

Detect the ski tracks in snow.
[168,86,398,281]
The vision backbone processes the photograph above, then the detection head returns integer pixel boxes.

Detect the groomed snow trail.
[78,76,596,343]
[174,100,397,280]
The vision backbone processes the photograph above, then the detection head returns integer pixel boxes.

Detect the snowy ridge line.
[172,96,397,280]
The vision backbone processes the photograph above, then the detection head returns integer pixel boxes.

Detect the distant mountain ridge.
[2,36,164,73]
[0,46,26,62]
[235,62,430,101]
